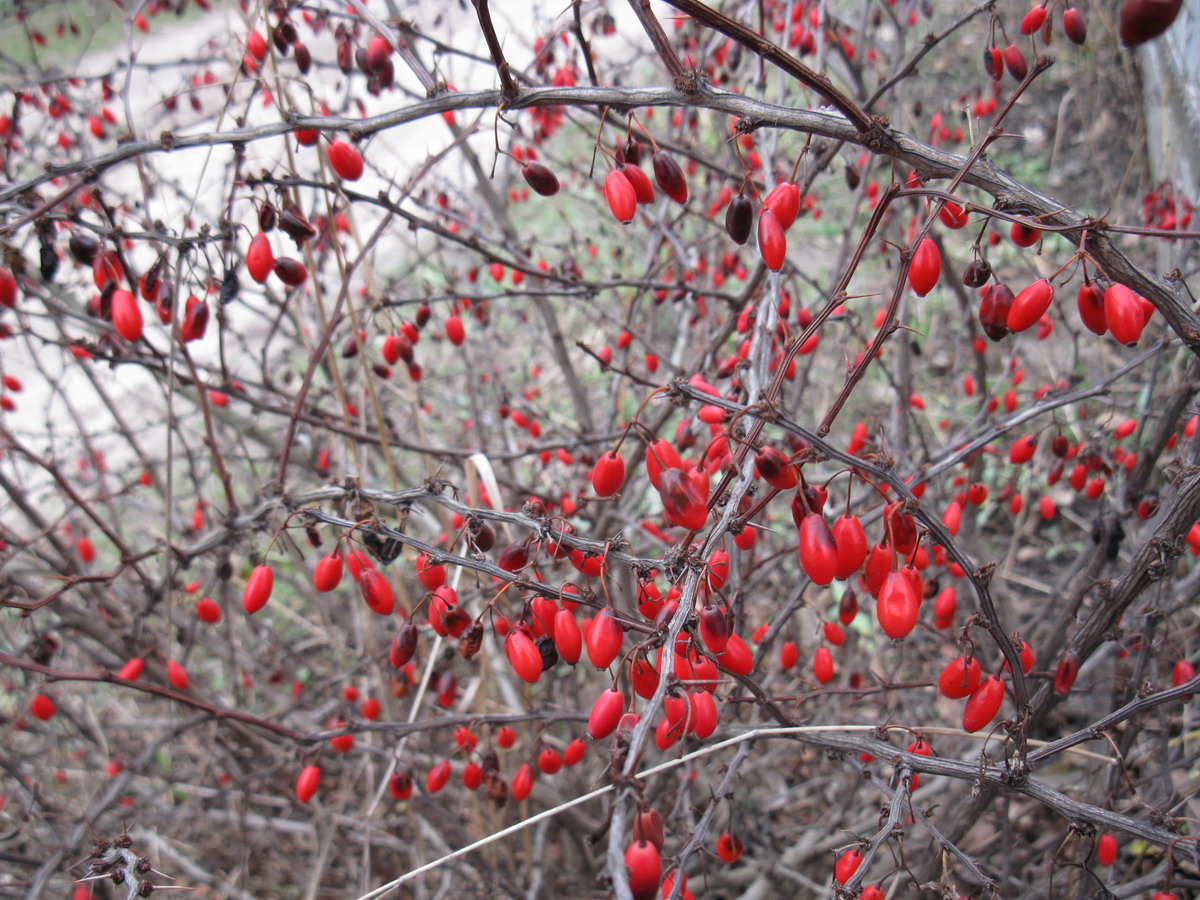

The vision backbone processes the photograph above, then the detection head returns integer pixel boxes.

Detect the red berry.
[30,693,56,720]
[168,659,190,691]
[506,630,544,683]
[938,656,982,699]
[757,207,786,271]
[246,232,274,283]
[1119,0,1183,47]
[1063,7,1087,44]
[243,564,274,613]
[313,553,343,592]
[1097,832,1118,866]
[908,238,941,296]
[652,151,688,203]
[813,646,835,684]
[962,675,1005,733]
[586,610,624,669]
[1007,278,1054,333]
[296,764,321,802]
[605,169,637,224]
[111,289,143,341]
[512,762,535,801]
[425,759,451,793]
[1020,4,1047,35]
[196,596,222,624]
[327,139,364,180]
[716,831,744,863]
[834,848,863,884]
[591,450,626,497]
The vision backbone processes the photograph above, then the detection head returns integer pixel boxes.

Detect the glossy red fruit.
[182,295,209,341]
[652,151,688,203]
[538,747,563,775]
[1007,278,1054,333]
[621,163,656,204]
[979,283,1014,340]
[1020,4,1047,35]
[588,687,625,739]
[757,208,786,271]
[1010,221,1040,247]
[273,257,307,286]
[908,238,941,296]
[1063,7,1087,43]
[813,646,835,684]
[31,693,56,720]
[564,737,587,765]
[587,610,624,669]
[0,267,17,307]
[313,553,343,592]
[1174,658,1196,690]
[657,467,708,532]
[512,762,535,801]
[764,181,800,229]
[426,759,452,793]
[111,289,143,341]
[389,770,414,799]
[938,656,982,699]
[1076,282,1107,334]
[1004,43,1028,80]
[445,314,465,345]
[591,450,625,497]
[605,169,638,224]
[876,571,919,639]
[1010,434,1038,464]
[755,445,797,489]
[246,233,274,283]
[168,660,190,690]
[117,657,145,680]
[358,569,395,615]
[645,438,682,490]
[327,139,364,180]
[699,604,729,654]
[521,161,560,196]
[725,193,753,244]
[1119,0,1183,46]
[799,515,839,586]
[834,848,863,884]
[196,596,222,624]
[689,690,718,738]
[1097,832,1118,866]
[939,200,968,229]
[506,630,543,683]
[296,764,321,802]
[243,564,273,613]
[962,675,1005,732]
[716,831,744,863]
[626,840,662,900]
[1104,284,1147,345]
[720,633,754,675]
[1054,651,1079,694]
[832,515,868,579]
[390,622,418,667]
[553,608,582,664]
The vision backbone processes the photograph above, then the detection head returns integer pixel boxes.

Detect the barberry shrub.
[1,1,1198,899]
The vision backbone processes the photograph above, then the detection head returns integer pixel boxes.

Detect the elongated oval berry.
[652,151,688,203]
[979,283,1014,340]
[757,207,786,271]
[1020,4,1047,35]
[699,604,729,654]
[313,553,343,592]
[962,675,1005,732]
[1077,282,1107,334]
[0,267,16,307]
[834,848,863,884]
[719,633,753,675]
[426,759,452,793]
[799,515,839,586]
[111,289,143,341]
[1097,833,1118,866]
[876,571,919,639]
[725,193,753,244]
[1004,43,1028,81]
[243,564,274,613]
[117,657,145,680]
[626,840,662,900]
[813,646,835,684]
[716,831,744,863]
[327,139,364,180]
[1104,283,1146,345]
[246,232,274,283]
[587,687,625,739]
[273,257,308,286]
[168,659,190,690]
[621,163,656,204]
[296,764,321,802]
[445,314,465,345]
[587,610,624,669]
[1007,278,1054,333]
[512,762,535,801]
[908,238,941,296]
[938,656,982,699]
[832,515,868,579]
[764,181,800,230]
[358,569,395,615]
[506,630,543,683]
[1119,0,1183,46]
[591,450,625,497]
[521,161,559,196]
[939,200,968,229]
[1054,651,1079,694]
[389,621,418,667]
[690,689,718,737]
[554,608,582,664]
[645,438,682,490]
[1063,6,1087,44]
[605,169,637,224]
[1010,434,1038,464]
